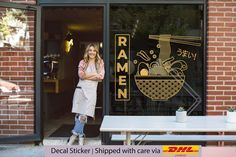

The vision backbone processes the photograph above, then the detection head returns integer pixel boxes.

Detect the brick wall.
[207,0,236,115]
[0,0,36,136]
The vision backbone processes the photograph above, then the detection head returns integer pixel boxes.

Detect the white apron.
[71,64,98,118]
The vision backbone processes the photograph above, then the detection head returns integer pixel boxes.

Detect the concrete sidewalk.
[0,145,44,157]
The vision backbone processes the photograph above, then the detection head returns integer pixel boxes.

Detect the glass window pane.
[0,7,35,136]
[110,4,204,115]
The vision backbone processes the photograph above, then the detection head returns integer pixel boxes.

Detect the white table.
[100,115,236,145]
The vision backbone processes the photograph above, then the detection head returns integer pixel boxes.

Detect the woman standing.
[67,43,105,145]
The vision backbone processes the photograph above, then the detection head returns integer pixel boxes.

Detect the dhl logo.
[163,145,200,154]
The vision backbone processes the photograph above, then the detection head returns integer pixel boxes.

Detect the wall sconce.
[64,32,73,53]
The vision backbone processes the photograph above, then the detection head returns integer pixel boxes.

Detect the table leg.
[218,132,225,146]
[126,132,131,145]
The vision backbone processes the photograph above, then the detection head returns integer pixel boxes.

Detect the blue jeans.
[71,114,86,137]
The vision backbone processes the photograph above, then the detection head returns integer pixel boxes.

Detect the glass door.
[0,2,41,143]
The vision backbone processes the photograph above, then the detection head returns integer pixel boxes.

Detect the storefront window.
[0,7,35,136]
[109,4,204,115]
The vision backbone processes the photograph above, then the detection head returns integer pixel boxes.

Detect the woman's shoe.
[78,135,84,145]
[67,135,77,145]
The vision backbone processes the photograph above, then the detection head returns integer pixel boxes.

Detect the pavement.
[0,144,44,157]
[0,137,101,157]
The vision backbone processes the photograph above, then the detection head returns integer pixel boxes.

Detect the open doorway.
[42,7,103,141]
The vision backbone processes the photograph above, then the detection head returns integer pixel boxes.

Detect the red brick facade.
[207,0,236,115]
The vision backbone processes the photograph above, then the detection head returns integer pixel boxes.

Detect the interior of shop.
[42,7,103,139]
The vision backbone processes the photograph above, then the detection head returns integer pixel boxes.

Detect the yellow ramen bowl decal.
[135,75,185,100]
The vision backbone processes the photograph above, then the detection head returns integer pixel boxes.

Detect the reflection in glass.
[0,8,30,49]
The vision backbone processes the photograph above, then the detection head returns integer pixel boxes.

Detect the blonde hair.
[83,43,102,71]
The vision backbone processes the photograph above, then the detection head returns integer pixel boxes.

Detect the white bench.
[100,116,236,145]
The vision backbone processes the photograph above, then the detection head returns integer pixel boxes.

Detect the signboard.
[115,34,130,101]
